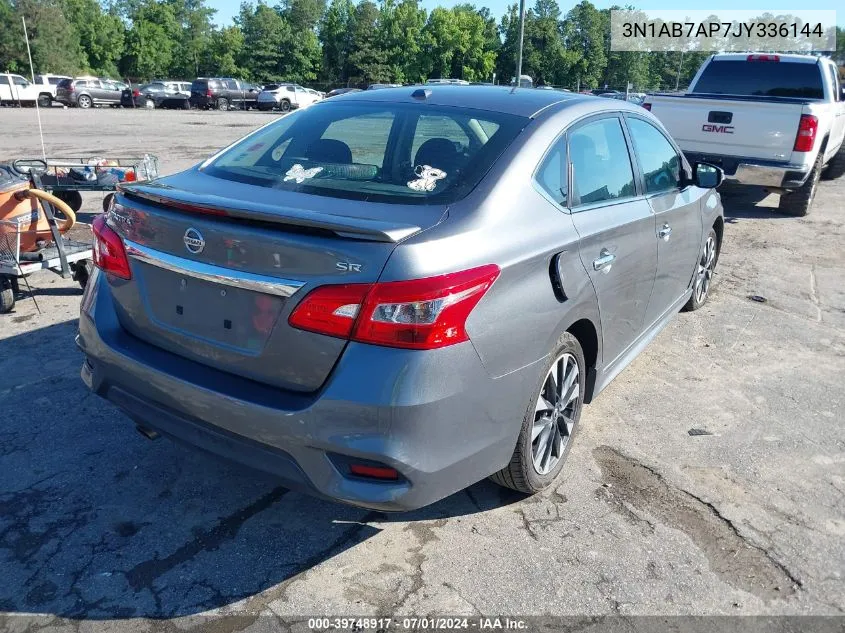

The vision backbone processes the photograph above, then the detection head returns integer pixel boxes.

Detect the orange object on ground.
[0,179,76,254]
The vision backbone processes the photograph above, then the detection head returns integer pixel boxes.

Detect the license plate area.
[137,261,283,353]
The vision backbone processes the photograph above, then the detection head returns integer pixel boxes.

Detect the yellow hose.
[23,188,76,233]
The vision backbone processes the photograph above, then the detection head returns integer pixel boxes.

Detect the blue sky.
[205,0,841,27]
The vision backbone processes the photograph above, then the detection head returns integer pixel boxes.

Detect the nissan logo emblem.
[183,227,205,254]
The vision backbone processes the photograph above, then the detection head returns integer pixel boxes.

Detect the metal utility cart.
[0,160,94,313]
[15,154,159,213]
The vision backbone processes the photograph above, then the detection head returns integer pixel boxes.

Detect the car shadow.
[0,319,524,620]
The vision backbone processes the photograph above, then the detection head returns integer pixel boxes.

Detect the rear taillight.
[642,102,652,111]
[67,84,75,92]
[793,114,818,152]
[92,214,131,279]
[132,89,141,97]
[747,54,780,62]
[288,264,500,350]
[206,89,213,97]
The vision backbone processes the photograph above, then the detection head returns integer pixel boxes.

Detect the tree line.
[2,0,844,90]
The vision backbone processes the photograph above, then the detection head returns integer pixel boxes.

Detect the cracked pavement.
[0,109,843,629]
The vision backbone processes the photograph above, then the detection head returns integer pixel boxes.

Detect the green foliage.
[64,0,124,76]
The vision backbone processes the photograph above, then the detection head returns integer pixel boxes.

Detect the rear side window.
[626,118,681,194]
[693,60,824,99]
[535,136,567,206]
[205,102,527,205]
[569,118,636,206]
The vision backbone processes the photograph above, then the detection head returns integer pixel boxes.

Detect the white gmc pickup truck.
[645,54,845,216]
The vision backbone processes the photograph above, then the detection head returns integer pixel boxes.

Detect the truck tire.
[779,153,822,217]
[38,93,52,108]
[822,143,845,181]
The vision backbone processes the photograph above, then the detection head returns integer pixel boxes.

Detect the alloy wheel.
[694,235,717,305]
[532,353,580,475]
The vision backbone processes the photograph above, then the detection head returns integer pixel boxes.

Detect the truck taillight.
[92,214,131,279]
[793,114,818,152]
[747,54,780,62]
[289,265,501,350]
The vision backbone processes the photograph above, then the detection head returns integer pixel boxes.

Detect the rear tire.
[0,278,15,313]
[216,98,229,111]
[779,152,822,217]
[489,332,585,495]
[71,260,92,289]
[144,97,155,109]
[77,94,92,109]
[822,143,845,181]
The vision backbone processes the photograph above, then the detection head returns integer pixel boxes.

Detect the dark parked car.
[121,81,191,109]
[80,86,724,511]
[56,77,126,108]
[325,87,363,98]
[189,78,260,111]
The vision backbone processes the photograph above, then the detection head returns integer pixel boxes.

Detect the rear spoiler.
[118,183,422,243]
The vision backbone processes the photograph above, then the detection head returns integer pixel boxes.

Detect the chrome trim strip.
[124,240,304,298]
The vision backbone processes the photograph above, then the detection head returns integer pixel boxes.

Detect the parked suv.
[32,74,72,106]
[56,77,126,108]
[79,87,724,511]
[122,81,191,109]
[256,83,321,111]
[189,78,260,110]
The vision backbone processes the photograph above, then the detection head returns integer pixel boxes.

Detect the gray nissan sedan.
[78,86,724,510]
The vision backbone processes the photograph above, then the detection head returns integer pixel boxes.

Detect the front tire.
[489,332,585,494]
[822,143,845,181]
[779,152,822,216]
[684,227,719,311]
[38,94,51,108]
[279,99,291,112]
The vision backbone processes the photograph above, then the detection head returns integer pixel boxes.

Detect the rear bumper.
[684,152,812,188]
[77,270,538,511]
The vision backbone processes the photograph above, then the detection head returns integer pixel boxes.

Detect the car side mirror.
[693,162,723,188]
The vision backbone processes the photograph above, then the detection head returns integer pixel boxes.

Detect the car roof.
[340,85,589,118]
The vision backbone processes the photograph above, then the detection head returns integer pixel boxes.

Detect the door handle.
[658,223,672,240]
[593,249,616,272]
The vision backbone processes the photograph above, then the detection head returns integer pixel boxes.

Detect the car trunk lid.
[105,169,444,392]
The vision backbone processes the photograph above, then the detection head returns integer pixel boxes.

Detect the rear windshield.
[204,101,527,205]
[693,60,824,99]
[57,78,73,88]
[263,84,280,91]
[191,80,209,90]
